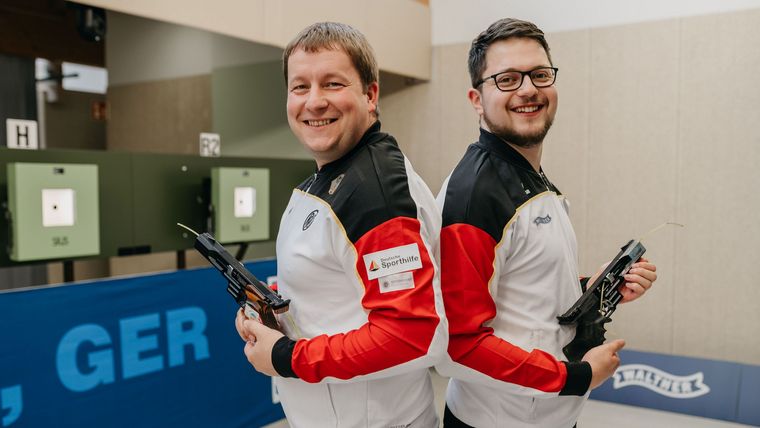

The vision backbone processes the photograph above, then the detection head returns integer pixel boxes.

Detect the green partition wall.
[0,148,314,266]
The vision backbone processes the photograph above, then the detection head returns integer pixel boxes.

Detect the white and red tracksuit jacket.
[436,129,592,428]
[270,122,447,428]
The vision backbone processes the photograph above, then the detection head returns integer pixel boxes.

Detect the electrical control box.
[211,167,269,243]
[7,162,100,261]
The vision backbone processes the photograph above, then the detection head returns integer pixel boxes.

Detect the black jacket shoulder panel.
[442,143,519,242]
[307,123,416,243]
[442,130,560,243]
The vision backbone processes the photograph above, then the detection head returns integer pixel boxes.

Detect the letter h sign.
[5,119,39,150]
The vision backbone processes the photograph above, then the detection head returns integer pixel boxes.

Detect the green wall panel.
[7,163,99,261]
[0,148,314,267]
[211,167,270,243]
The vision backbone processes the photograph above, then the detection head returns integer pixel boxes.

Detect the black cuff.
[579,277,590,292]
[559,361,591,396]
[271,336,298,378]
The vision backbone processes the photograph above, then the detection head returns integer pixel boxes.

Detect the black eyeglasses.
[475,67,558,92]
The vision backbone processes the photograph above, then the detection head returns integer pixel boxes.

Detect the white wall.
[431,0,760,45]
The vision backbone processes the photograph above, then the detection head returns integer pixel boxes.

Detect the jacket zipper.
[538,170,551,192]
[304,173,318,193]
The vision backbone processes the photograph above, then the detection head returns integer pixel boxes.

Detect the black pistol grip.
[562,317,609,362]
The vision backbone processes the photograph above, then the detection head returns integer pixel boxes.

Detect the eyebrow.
[491,65,552,74]
[288,71,351,85]
[321,72,351,82]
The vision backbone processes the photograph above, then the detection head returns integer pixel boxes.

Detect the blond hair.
[283,22,379,93]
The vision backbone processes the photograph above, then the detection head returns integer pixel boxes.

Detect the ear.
[468,87,484,117]
[366,81,379,113]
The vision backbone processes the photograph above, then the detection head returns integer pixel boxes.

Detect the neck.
[314,120,378,170]
[481,123,543,172]
[508,143,543,172]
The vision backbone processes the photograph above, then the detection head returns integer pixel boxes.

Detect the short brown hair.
[468,18,552,88]
[283,22,379,93]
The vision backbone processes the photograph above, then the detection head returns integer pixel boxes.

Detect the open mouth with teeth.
[511,105,543,114]
[305,119,337,127]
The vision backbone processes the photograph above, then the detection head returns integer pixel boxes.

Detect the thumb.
[243,318,264,337]
[607,339,626,353]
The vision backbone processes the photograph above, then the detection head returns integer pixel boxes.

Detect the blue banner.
[0,261,284,428]
[737,363,760,425]
[591,349,759,425]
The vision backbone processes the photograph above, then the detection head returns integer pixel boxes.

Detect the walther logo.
[612,364,711,399]
[363,243,422,280]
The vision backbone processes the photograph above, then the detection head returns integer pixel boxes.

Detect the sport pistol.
[178,223,290,329]
[557,239,646,361]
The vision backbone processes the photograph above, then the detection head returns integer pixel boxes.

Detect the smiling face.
[469,37,558,147]
[286,47,378,168]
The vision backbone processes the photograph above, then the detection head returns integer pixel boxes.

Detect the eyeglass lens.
[495,68,556,91]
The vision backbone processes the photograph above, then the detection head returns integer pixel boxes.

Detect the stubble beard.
[483,113,554,148]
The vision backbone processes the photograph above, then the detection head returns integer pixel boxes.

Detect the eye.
[324,81,346,89]
[495,73,519,86]
[531,69,554,83]
[290,84,308,94]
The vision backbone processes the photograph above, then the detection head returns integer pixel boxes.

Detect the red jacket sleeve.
[286,217,443,383]
[440,223,588,395]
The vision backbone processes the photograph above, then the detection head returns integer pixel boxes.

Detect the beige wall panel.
[675,9,760,364]
[585,21,680,352]
[81,0,267,42]
[436,44,479,194]
[264,0,431,79]
[543,30,591,268]
[381,43,474,195]
[364,0,431,80]
[107,75,212,154]
[381,75,441,192]
[263,0,366,48]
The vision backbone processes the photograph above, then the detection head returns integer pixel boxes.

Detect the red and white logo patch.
[362,243,422,280]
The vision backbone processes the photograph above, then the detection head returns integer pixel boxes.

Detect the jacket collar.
[476,128,541,173]
[317,120,384,176]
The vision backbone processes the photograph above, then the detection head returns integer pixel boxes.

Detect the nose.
[515,75,538,97]
[305,87,329,111]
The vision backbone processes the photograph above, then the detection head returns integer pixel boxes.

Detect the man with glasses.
[436,18,658,427]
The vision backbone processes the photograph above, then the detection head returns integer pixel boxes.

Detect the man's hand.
[583,339,625,390]
[240,318,285,377]
[619,258,656,303]
[587,258,657,303]
[234,309,251,342]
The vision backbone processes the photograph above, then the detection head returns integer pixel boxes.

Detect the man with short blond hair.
[237,22,447,427]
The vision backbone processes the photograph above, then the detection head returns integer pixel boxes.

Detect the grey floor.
[264,369,752,427]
